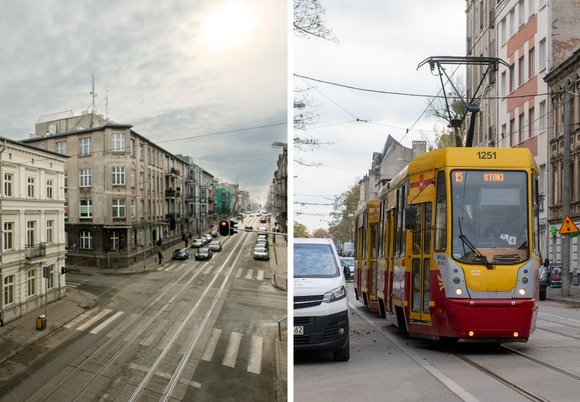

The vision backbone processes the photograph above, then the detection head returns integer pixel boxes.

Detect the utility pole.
[561,89,572,296]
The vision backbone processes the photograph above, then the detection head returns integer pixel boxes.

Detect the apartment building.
[1,137,67,325]
[466,0,579,258]
[22,113,191,269]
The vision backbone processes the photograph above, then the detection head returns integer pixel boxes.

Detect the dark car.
[172,248,190,260]
[340,257,355,280]
[210,230,218,238]
[245,225,253,232]
[195,247,213,260]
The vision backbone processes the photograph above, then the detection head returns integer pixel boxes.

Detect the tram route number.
[476,151,496,159]
[294,326,304,336]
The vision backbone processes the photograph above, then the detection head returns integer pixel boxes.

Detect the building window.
[509,64,515,92]
[131,169,136,187]
[539,100,547,132]
[46,179,54,199]
[519,113,525,142]
[518,1,525,26]
[510,118,516,147]
[79,137,92,156]
[79,169,92,187]
[27,221,36,247]
[27,269,36,297]
[139,143,144,160]
[528,107,535,139]
[64,174,68,189]
[509,10,515,37]
[56,141,67,155]
[501,71,507,97]
[539,38,546,70]
[131,199,136,217]
[112,166,126,185]
[112,132,125,152]
[3,275,15,306]
[112,199,126,218]
[3,222,14,251]
[80,199,93,218]
[518,55,525,86]
[130,139,135,157]
[529,0,535,17]
[111,232,119,250]
[528,47,535,78]
[27,177,35,198]
[80,231,93,249]
[140,172,144,189]
[3,173,13,197]
[47,220,54,243]
[46,265,55,289]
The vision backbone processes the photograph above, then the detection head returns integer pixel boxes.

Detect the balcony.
[166,168,180,177]
[25,243,46,260]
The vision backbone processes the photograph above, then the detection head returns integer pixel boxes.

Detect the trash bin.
[35,314,46,330]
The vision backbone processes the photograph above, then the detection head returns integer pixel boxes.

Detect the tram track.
[37,231,249,402]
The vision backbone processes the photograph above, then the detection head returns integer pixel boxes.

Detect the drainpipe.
[0,138,6,326]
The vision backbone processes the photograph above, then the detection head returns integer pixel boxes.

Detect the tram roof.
[378,147,537,198]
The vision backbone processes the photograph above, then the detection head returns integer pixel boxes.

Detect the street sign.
[559,215,580,235]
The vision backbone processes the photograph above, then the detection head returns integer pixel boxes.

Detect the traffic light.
[219,220,230,236]
[61,267,67,274]
[229,220,238,235]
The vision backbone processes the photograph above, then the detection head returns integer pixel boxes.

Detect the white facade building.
[1,137,67,325]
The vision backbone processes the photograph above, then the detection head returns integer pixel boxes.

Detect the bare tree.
[294,0,336,41]
[427,76,466,149]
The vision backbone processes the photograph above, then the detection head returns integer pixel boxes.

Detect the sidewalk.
[268,234,288,402]
[0,286,98,367]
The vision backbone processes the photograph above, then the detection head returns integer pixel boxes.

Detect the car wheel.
[333,338,350,362]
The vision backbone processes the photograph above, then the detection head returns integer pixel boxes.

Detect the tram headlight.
[518,288,526,296]
[455,288,463,296]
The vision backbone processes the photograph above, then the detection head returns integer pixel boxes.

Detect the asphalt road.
[294,282,580,402]
[0,217,286,402]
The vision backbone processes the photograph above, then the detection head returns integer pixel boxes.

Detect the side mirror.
[543,258,550,268]
[404,206,418,230]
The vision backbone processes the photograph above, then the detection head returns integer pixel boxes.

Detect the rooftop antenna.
[105,89,109,120]
[89,73,97,127]
[417,56,508,147]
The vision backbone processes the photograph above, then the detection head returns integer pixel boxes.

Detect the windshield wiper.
[459,234,494,270]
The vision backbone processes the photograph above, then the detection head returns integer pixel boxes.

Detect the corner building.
[22,113,191,269]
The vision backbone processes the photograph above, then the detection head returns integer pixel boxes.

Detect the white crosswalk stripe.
[201,329,266,374]
[236,268,243,278]
[244,269,254,280]
[76,308,113,331]
[65,280,84,288]
[256,270,264,281]
[89,311,124,334]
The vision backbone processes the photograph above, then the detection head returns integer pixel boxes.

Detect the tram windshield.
[451,170,529,265]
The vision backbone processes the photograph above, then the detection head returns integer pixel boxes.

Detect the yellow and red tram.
[354,199,381,313]
[361,147,541,342]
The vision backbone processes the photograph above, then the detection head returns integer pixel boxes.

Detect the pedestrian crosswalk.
[155,264,267,281]
[63,307,123,335]
[65,280,86,289]
[201,328,265,375]
[63,308,267,376]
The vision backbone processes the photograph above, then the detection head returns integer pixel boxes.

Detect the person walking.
[158,251,163,265]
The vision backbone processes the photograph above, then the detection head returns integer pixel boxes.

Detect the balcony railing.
[25,243,47,259]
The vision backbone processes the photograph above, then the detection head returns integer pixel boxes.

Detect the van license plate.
[294,326,304,336]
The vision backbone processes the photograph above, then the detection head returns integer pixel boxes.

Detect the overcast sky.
[0,0,287,205]
[294,0,466,232]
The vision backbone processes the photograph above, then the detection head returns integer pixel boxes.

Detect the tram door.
[409,202,432,322]
[370,222,379,303]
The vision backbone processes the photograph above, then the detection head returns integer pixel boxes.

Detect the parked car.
[191,239,204,248]
[195,247,213,260]
[245,225,253,232]
[208,240,222,252]
[294,238,349,361]
[339,256,355,280]
[253,246,269,260]
[210,230,218,238]
[204,233,213,241]
[172,248,190,260]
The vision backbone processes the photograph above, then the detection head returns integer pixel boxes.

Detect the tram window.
[424,203,432,254]
[412,205,422,255]
[434,171,447,251]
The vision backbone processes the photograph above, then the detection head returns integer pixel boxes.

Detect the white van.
[294,238,350,361]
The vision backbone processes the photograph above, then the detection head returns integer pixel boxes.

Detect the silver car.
[253,246,269,260]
